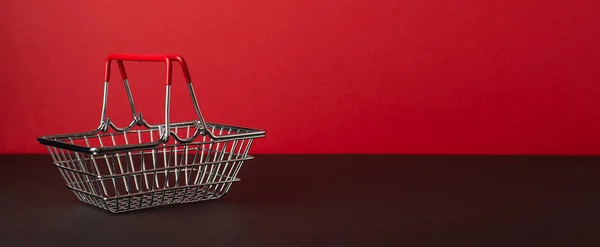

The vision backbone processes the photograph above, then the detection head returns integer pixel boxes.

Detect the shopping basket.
[37,54,265,213]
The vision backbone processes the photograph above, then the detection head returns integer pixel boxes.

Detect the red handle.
[104,54,192,85]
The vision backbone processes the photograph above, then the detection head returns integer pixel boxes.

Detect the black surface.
[2,154,600,246]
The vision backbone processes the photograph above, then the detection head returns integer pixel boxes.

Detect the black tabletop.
[2,155,600,246]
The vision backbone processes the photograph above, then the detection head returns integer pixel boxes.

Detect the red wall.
[1,0,599,154]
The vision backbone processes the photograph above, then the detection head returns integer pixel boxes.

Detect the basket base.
[71,187,229,213]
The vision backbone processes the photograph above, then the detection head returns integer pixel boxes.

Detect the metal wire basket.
[37,54,265,213]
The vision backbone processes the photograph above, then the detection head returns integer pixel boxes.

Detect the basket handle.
[100,54,207,142]
[104,54,192,84]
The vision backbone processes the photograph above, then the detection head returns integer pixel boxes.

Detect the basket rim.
[38,121,265,155]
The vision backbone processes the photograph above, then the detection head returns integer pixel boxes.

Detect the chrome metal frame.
[37,57,265,213]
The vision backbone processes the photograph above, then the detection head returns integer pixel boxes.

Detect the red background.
[1,0,599,154]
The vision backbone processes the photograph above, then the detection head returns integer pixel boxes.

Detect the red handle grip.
[104,54,192,85]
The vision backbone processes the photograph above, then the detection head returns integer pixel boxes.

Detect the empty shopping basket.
[37,54,265,213]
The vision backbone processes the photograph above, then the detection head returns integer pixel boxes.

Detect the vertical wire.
[184,125,191,186]
[97,134,117,197]
[224,139,245,182]
[57,148,85,193]
[165,146,174,188]
[187,142,202,201]
[175,144,186,187]
[160,146,175,205]
[150,129,159,188]
[190,142,201,184]
[183,144,189,186]
[215,138,238,194]
[138,130,150,191]
[173,126,178,188]
[110,133,129,193]
[225,139,253,194]
[111,153,120,204]
[174,145,187,203]
[124,151,132,211]
[84,153,103,199]
[84,136,109,197]
[194,140,213,200]
[209,128,225,182]
[49,147,76,194]
[207,139,228,198]
[150,140,159,207]
[162,144,168,188]
[67,138,97,195]
[202,126,218,199]
[47,147,70,186]
[197,135,206,182]
[196,143,213,186]
[123,131,140,191]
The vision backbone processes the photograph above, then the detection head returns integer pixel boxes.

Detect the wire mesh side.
[45,124,256,213]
